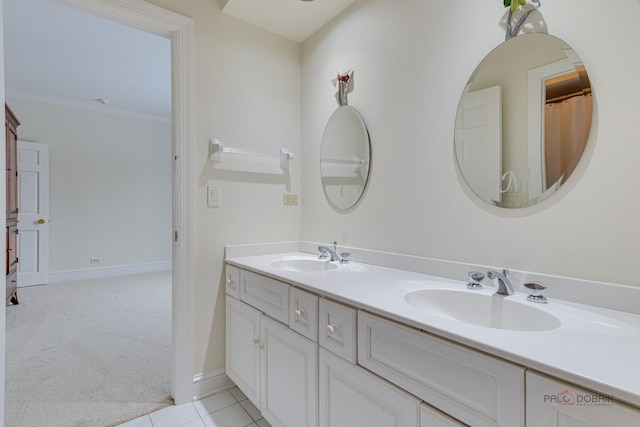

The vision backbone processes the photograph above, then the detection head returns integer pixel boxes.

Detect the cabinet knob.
[38,219,47,224]
[326,324,336,334]
[295,309,303,318]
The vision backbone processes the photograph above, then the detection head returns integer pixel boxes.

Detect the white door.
[455,85,502,203]
[17,141,50,287]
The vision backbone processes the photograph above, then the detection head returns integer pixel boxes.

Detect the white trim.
[54,0,196,405]
[193,369,235,402]
[48,261,171,284]
[6,90,171,124]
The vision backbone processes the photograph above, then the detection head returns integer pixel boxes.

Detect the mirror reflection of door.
[454,85,502,203]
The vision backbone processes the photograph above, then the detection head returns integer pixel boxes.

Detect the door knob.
[38,219,47,224]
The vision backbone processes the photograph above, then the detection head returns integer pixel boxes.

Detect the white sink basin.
[269,258,339,272]
[404,289,561,332]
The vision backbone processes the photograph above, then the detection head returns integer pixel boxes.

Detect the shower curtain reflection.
[544,93,593,190]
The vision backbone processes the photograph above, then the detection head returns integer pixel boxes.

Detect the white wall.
[301,0,640,287]
[146,0,302,376]
[6,98,172,272]
[89,0,640,381]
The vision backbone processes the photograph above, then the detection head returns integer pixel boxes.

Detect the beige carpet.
[4,271,173,427]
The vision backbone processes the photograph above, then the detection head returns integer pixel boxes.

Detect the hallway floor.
[119,387,271,427]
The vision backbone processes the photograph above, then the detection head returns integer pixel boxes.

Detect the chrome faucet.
[318,241,348,263]
[487,269,514,296]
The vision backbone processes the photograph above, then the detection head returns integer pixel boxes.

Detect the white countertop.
[226,252,640,408]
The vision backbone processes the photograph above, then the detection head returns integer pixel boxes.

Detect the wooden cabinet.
[526,371,640,427]
[5,104,20,305]
[5,104,19,221]
[6,224,18,304]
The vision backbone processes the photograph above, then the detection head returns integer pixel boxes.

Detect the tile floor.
[118,387,272,427]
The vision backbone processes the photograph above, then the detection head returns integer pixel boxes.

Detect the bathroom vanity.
[225,245,640,427]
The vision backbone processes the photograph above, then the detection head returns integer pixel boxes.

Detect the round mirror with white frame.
[320,105,371,210]
[454,32,593,209]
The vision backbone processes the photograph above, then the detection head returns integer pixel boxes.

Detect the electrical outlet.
[90,258,101,264]
[283,194,298,206]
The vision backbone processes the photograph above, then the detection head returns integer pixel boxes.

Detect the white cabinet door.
[420,404,466,427]
[319,348,420,427]
[526,371,640,427]
[226,296,262,408]
[261,316,318,427]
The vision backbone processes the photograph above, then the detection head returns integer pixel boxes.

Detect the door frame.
[51,0,196,404]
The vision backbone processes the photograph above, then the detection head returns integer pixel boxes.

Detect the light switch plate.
[283,194,298,205]
[207,185,221,207]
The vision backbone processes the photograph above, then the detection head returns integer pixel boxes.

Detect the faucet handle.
[525,281,548,303]
[318,246,330,259]
[467,271,484,289]
[339,252,350,264]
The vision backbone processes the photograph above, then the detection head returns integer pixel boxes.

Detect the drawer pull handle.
[326,324,336,334]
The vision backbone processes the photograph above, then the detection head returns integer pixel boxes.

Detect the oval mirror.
[455,33,593,208]
[320,105,371,210]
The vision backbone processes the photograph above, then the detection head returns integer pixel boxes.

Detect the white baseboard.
[193,369,235,401]
[49,261,172,284]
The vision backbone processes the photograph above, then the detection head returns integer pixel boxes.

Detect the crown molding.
[6,90,171,124]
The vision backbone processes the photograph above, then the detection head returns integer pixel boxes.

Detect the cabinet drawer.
[289,287,319,342]
[319,299,357,364]
[225,264,241,299]
[240,270,290,324]
[526,371,640,427]
[358,312,524,427]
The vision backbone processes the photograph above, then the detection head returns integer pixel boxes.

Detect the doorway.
[1,0,195,414]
